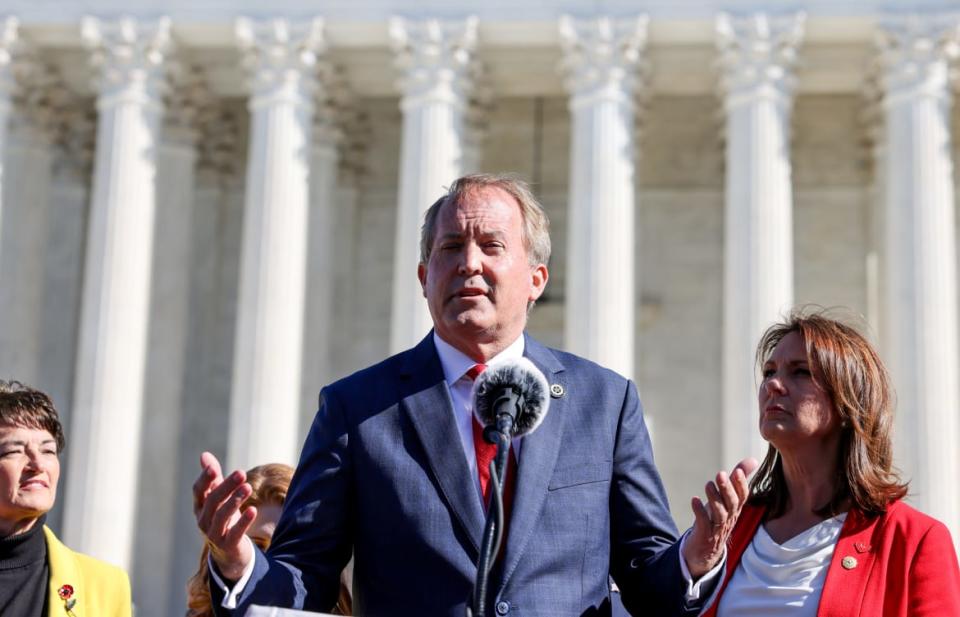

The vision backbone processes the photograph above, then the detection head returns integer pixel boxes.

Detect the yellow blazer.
[43,526,132,617]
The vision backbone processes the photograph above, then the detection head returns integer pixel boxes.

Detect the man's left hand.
[683,457,759,579]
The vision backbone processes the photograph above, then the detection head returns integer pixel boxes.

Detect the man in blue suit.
[194,174,755,616]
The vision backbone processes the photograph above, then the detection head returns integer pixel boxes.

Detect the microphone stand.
[467,417,513,617]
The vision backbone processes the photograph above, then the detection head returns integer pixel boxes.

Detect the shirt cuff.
[678,528,726,606]
[208,537,257,610]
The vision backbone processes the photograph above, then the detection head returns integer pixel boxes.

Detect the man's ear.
[418,263,427,298]
[529,263,549,302]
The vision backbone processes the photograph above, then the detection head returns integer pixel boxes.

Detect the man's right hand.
[193,451,257,582]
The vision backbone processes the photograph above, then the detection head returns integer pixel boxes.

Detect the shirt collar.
[433,331,525,385]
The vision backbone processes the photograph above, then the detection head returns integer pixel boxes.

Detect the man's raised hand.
[682,457,759,579]
[193,451,257,582]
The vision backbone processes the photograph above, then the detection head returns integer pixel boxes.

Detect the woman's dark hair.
[750,309,908,518]
[0,380,65,453]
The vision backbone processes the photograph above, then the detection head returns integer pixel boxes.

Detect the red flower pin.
[58,584,77,612]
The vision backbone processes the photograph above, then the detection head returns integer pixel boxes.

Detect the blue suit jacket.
[215,333,696,616]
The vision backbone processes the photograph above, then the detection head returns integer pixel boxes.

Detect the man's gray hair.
[419,174,551,267]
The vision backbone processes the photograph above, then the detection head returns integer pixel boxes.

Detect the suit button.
[496,600,510,615]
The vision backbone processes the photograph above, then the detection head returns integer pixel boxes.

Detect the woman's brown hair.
[749,309,908,518]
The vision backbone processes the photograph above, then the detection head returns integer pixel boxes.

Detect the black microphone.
[468,357,550,617]
[471,357,550,439]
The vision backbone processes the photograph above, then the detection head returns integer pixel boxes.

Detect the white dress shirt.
[713,513,847,617]
[432,331,524,499]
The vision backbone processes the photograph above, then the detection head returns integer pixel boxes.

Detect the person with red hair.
[186,462,354,616]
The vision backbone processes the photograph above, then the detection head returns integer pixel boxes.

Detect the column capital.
[337,106,370,182]
[876,15,960,104]
[389,16,478,110]
[321,68,368,177]
[859,58,887,167]
[53,102,97,181]
[236,17,324,111]
[0,17,19,102]
[715,12,805,109]
[464,86,492,145]
[196,102,242,184]
[10,55,62,145]
[558,15,649,108]
[163,61,212,146]
[81,16,172,110]
[462,71,493,173]
[312,62,343,148]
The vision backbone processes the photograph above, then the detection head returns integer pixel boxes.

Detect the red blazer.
[702,499,960,617]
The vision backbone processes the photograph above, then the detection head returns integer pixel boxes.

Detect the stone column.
[462,75,492,175]
[332,100,370,373]
[0,57,56,384]
[63,17,171,570]
[559,15,648,380]
[388,17,477,353]
[37,95,96,534]
[716,13,804,467]
[228,18,323,470]
[0,17,18,265]
[169,99,243,607]
[877,16,960,545]
[860,66,886,341]
[133,62,207,617]
[299,64,340,428]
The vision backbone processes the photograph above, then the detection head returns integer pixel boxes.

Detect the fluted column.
[332,101,369,371]
[877,16,960,545]
[36,95,95,446]
[717,13,804,467]
[0,58,56,384]
[861,64,887,342]
[462,76,491,174]
[133,62,207,617]
[64,17,171,570]
[388,17,477,353]
[559,15,647,379]
[0,17,18,269]
[228,18,323,470]
[299,66,340,423]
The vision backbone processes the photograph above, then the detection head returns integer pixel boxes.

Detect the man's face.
[0,425,60,531]
[418,186,548,354]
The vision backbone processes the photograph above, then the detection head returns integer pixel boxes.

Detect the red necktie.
[467,364,518,546]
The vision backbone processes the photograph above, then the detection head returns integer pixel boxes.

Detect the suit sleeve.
[609,380,701,615]
[907,521,960,616]
[224,384,355,614]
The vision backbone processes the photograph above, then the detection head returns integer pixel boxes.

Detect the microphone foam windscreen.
[472,357,550,437]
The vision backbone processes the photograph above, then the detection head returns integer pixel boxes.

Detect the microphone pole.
[468,388,520,617]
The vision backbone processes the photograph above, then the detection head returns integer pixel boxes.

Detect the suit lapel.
[401,333,486,555]
[500,335,566,586]
[817,507,880,617]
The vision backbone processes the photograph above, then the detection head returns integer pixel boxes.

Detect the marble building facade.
[0,1,957,613]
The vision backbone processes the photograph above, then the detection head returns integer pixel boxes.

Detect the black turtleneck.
[0,515,49,617]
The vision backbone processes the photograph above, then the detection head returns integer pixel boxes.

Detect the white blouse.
[713,513,847,617]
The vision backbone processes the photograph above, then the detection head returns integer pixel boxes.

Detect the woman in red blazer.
[701,311,960,617]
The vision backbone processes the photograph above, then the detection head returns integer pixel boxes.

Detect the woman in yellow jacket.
[0,380,131,617]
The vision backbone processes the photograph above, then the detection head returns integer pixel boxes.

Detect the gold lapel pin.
[841,556,858,570]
